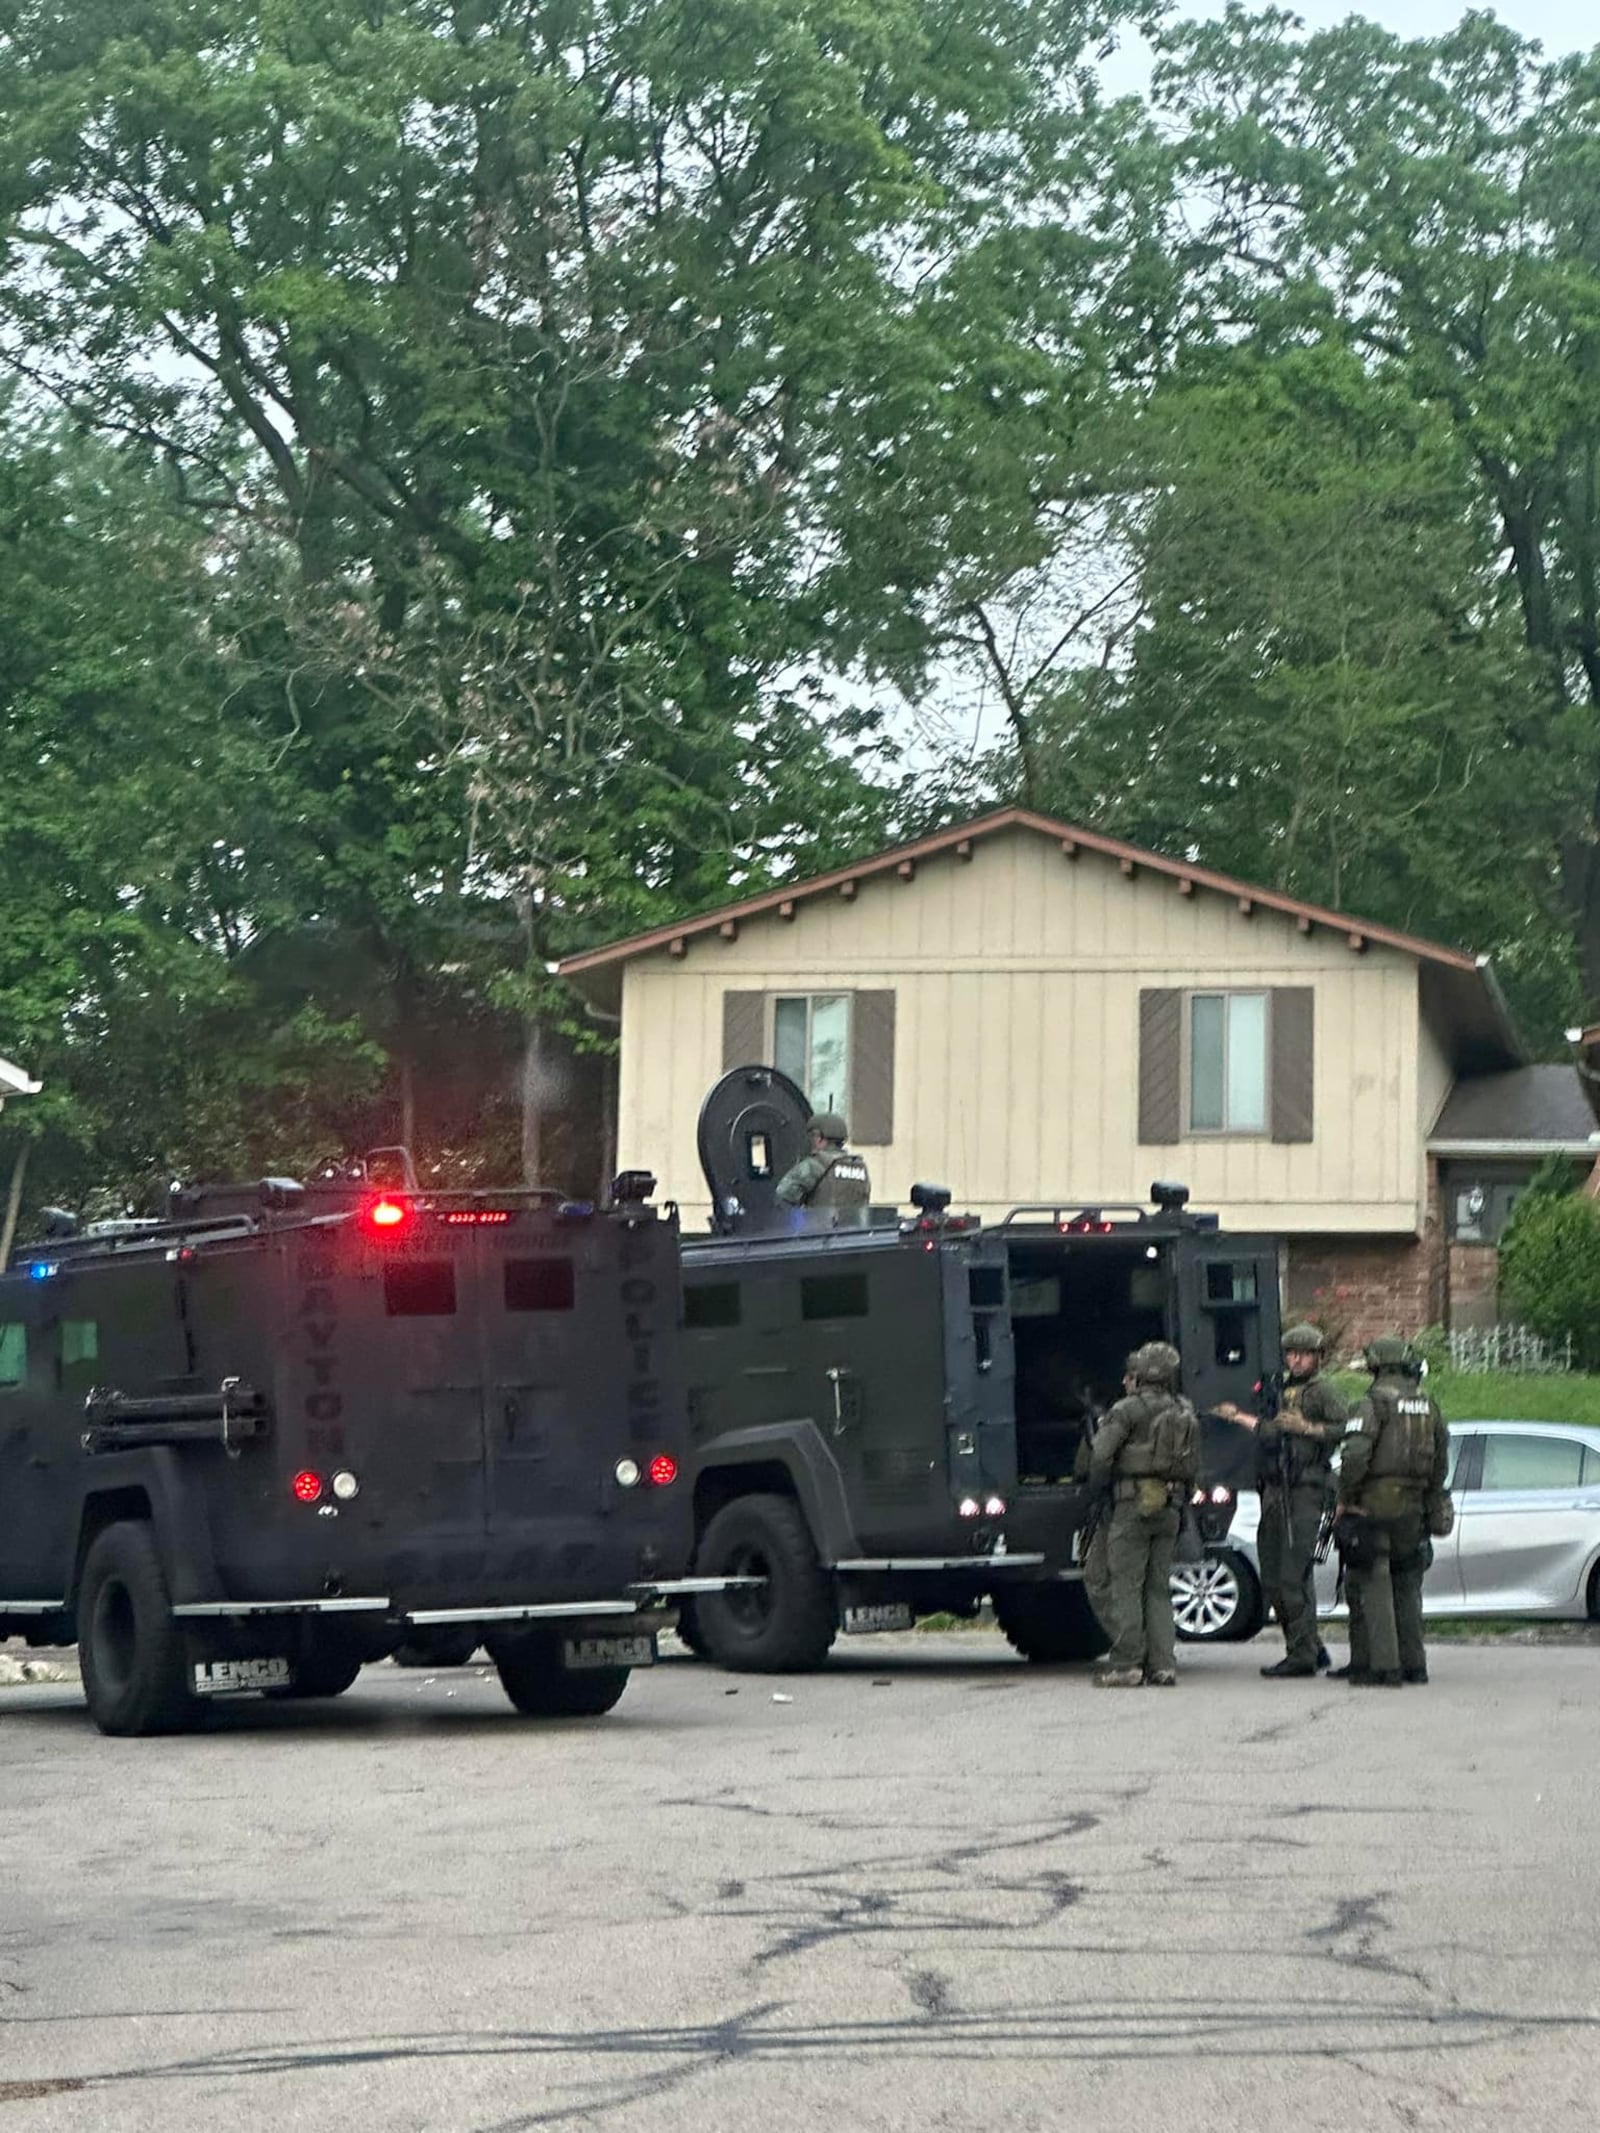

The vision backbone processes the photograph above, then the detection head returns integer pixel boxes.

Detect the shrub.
[1499,1191,1600,1370]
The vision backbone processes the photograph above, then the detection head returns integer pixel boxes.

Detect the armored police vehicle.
[0,1158,704,1734]
[675,1068,1275,1671]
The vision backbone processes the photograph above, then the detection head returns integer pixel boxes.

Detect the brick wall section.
[1285,1160,1448,1356]
[1447,1243,1500,1330]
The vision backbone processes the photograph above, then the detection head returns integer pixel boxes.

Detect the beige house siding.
[616,828,1433,1236]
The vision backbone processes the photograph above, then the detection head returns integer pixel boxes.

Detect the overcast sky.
[1103,0,1593,94]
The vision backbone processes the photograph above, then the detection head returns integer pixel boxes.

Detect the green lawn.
[1331,1369,1600,1424]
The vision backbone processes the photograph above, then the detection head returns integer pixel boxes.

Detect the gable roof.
[558,805,1521,1066]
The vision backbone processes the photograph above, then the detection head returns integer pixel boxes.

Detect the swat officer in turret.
[1335,1338,1451,1687]
[1089,1342,1199,1687]
[773,1111,871,1221]
[1216,1323,1348,1678]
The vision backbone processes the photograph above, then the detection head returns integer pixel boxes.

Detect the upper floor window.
[1189,992,1268,1134]
[773,993,851,1116]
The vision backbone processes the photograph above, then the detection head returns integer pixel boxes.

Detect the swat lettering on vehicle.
[0,1157,700,1736]
[674,1067,1270,1675]
[193,1657,292,1696]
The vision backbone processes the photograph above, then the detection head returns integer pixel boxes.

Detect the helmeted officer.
[1089,1341,1200,1687]
[773,1112,871,1217]
[1216,1322,1347,1678]
[1335,1337,1450,1687]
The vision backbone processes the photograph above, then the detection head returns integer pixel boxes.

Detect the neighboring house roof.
[1429,1066,1598,1155]
[560,807,1524,1069]
[0,1057,41,1099]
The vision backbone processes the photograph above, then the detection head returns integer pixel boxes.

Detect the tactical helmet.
[1363,1335,1423,1377]
[809,1112,849,1143]
[1281,1322,1326,1354]
[1126,1340,1182,1389]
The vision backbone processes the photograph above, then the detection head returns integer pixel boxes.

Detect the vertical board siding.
[612,830,1432,1231]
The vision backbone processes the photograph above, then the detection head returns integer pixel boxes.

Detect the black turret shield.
[696,1065,812,1234]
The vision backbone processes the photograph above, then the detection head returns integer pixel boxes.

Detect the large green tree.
[1151,8,1600,1008]
[0,0,1147,1176]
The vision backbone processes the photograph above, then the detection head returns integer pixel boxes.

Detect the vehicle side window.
[0,1321,24,1389]
[1479,1434,1586,1491]
[684,1282,741,1330]
[62,1319,98,1369]
[1583,1446,1600,1486]
[801,1272,869,1321]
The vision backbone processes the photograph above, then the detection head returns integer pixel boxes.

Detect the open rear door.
[1171,1235,1282,1492]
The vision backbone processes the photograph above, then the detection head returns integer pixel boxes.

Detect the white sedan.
[1172,1420,1600,1642]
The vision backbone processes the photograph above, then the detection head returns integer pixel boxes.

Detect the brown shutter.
[722,990,765,1070]
[851,990,896,1144]
[1270,987,1315,1143]
[1138,989,1182,1144]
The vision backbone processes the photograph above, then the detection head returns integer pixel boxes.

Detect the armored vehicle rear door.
[300,1214,490,1542]
[697,1066,812,1233]
[475,1207,687,1569]
[1171,1233,1281,1421]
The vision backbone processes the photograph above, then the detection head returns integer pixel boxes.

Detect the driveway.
[1,1634,1596,2131]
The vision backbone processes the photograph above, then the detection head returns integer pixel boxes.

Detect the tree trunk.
[520,1019,545,1187]
[595,1052,618,1206]
[0,1140,30,1270]
[398,1053,416,1158]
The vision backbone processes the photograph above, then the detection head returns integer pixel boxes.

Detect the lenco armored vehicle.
[0,1157,708,1733]
[675,1068,1275,1670]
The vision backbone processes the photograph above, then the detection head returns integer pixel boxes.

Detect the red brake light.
[648,1454,678,1487]
[438,1209,513,1226]
[362,1194,413,1236]
[291,1470,323,1503]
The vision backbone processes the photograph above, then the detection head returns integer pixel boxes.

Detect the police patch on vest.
[1397,1398,1431,1414]
[832,1159,868,1182]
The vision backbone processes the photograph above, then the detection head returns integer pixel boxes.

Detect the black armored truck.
[0,1159,705,1733]
[675,1068,1275,1671]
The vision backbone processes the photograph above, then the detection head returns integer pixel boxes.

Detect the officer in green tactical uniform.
[1089,1342,1200,1686]
[773,1112,871,1216]
[1335,1338,1451,1687]
[1215,1323,1348,1678]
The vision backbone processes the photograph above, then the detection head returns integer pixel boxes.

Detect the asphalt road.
[2,1633,1597,2132]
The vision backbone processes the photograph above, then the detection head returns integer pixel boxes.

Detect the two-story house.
[559,808,1593,1349]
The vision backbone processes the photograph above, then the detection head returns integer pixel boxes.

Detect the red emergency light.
[361,1194,414,1237]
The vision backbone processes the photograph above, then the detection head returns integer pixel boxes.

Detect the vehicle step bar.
[832,1553,1046,1573]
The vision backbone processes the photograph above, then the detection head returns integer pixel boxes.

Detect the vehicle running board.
[832,1554,1047,1573]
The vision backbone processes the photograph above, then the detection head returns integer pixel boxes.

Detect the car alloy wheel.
[1170,1554,1248,1641]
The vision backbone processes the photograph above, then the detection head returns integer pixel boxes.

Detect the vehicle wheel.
[489,1631,631,1718]
[271,1646,364,1699]
[1587,1557,1600,1623]
[391,1629,481,1669]
[992,1581,1110,1664]
[1171,1551,1264,1643]
[78,1522,196,1737]
[692,1494,836,1672]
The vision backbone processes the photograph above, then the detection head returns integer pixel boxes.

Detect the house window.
[773,994,851,1115]
[1449,1178,1528,1246]
[1189,992,1268,1134]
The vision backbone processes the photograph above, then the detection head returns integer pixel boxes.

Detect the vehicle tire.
[1587,1557,1600,1623]
[78,1521,196,1737]
[1171,1551,1264,1644]
[692,1494,837,1672]
[271,1646,364,1699]
[489,1632,631,1718]
[992,1581,1110,1664]
[391,1629,481,1670]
